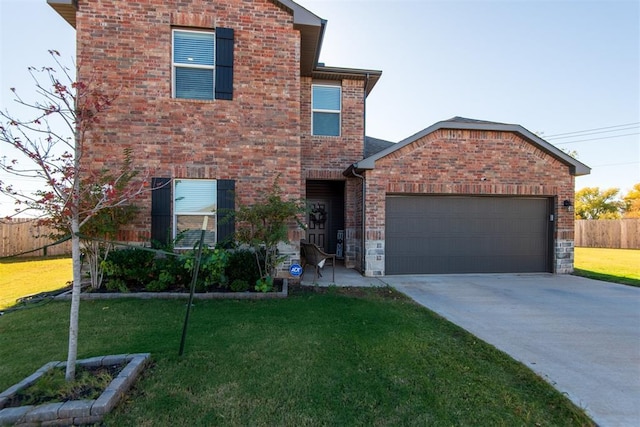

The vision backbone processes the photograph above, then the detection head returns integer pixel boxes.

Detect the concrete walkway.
[380,273,640,427]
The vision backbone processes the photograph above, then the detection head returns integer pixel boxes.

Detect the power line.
[546,125,639,141]
[553,132,639,145]
[588,161,640,168]
[544,122,640,139]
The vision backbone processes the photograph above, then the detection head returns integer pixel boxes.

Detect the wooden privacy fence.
[575,219,640,249]
[0,219,72,258]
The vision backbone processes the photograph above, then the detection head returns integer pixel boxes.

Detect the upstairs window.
[172,28,234,101]
[312,85,341,136]
[173,30,215,100]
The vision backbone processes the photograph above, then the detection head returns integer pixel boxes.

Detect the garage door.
[385,196,552,274]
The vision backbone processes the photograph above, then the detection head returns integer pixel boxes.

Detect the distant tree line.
[575,183,640,219]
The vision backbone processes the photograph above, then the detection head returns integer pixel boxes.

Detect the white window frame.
[173,179,217,249]
[172,29,216,100]
[312,84,342,137]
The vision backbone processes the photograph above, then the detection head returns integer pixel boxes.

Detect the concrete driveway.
[380,273,640,427]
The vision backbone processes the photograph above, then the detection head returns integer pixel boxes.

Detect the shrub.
[255,276,274,293]
[101,248,155,290]
[183,245,229,290]
[234,176,306,282]
[230,279,250,292]
[104,278,129,293]
[225,249,261,286]
[148,255,189,291]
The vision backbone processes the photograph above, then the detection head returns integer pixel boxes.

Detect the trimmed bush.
[226,249,261,286]
[101,248,155,290]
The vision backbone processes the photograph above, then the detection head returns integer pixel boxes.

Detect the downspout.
[355,73,370,274]
[352,167,366,274]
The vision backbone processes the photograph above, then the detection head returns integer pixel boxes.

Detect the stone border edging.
[0,353,150,426]
[54,278,288,301]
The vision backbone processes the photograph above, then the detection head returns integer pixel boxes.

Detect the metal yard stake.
[179,216,208,356]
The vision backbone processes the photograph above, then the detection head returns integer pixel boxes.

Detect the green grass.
[574,247,640,287]
[0,256,72,309]
[0,288,593,426]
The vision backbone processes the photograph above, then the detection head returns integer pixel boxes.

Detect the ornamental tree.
[0,51,148,381]
[574,187,624,220]
[234,176,306,291]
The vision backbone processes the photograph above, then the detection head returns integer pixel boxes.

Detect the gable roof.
[272,0,326,75]
[47,0,326,75]
[350,116,591,176]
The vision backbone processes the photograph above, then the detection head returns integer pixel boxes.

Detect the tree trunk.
[65,216,82,381]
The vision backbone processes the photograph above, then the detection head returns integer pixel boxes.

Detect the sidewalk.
[299,261,385,287]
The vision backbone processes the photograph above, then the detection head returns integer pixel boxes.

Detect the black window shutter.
[215,27,234,100]
[151,178,172,247]
[217,179,235,246]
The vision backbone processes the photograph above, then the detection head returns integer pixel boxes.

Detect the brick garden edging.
[53,278,289,301]
[0,353,150,426]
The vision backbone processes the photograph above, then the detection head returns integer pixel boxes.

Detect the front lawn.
[574,247,640,287]
[0,288,593,425]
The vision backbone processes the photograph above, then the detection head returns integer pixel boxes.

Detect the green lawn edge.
[0,290,594,426]
[572,268,640,287]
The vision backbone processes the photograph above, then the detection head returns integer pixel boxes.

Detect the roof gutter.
[314,19,328,67]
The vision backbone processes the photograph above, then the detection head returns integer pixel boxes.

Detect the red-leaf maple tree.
[0,51,150,381]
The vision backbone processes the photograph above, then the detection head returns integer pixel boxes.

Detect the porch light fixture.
[563,199,573,212]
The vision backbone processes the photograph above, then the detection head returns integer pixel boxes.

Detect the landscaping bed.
[0,354,150,426]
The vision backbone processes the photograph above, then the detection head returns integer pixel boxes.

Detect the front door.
[307,199,330,250]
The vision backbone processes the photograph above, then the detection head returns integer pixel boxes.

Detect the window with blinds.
[173,30,215,100]
[312,85,341,136]
[174,179,217,248]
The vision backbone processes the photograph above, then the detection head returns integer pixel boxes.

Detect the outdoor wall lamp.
[563,199,573,212]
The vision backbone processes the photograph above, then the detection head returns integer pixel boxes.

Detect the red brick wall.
[300,77,367,268]
[365,128,575,243]
[75,0,303,241]
[301,77,365,180]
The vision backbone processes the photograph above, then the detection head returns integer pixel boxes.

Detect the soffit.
[47,0,77,27]
[312,66,382,96]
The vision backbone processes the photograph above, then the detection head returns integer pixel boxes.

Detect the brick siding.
[75,0,304,241]
[363,129,576,275]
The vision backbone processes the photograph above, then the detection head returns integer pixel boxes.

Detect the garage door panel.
[385,196,551,274]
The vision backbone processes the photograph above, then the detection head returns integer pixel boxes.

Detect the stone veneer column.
[364,240,385,277]
[555,239,574,274]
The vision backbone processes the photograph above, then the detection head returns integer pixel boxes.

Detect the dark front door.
[307,199,330,250]
[306,180,345,255]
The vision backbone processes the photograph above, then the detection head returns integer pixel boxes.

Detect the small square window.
[312,85,341,136]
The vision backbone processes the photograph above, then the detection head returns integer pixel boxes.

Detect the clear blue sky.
[1,0,639,217]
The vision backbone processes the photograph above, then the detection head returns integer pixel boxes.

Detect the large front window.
[174,179,217,248]
[312,85,341,136]
[173,29,215,100]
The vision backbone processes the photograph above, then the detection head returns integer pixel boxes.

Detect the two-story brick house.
[49,0,589,277]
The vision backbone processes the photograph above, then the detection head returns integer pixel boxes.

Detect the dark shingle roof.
[364,136,395,158]
[447,116,512,126]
